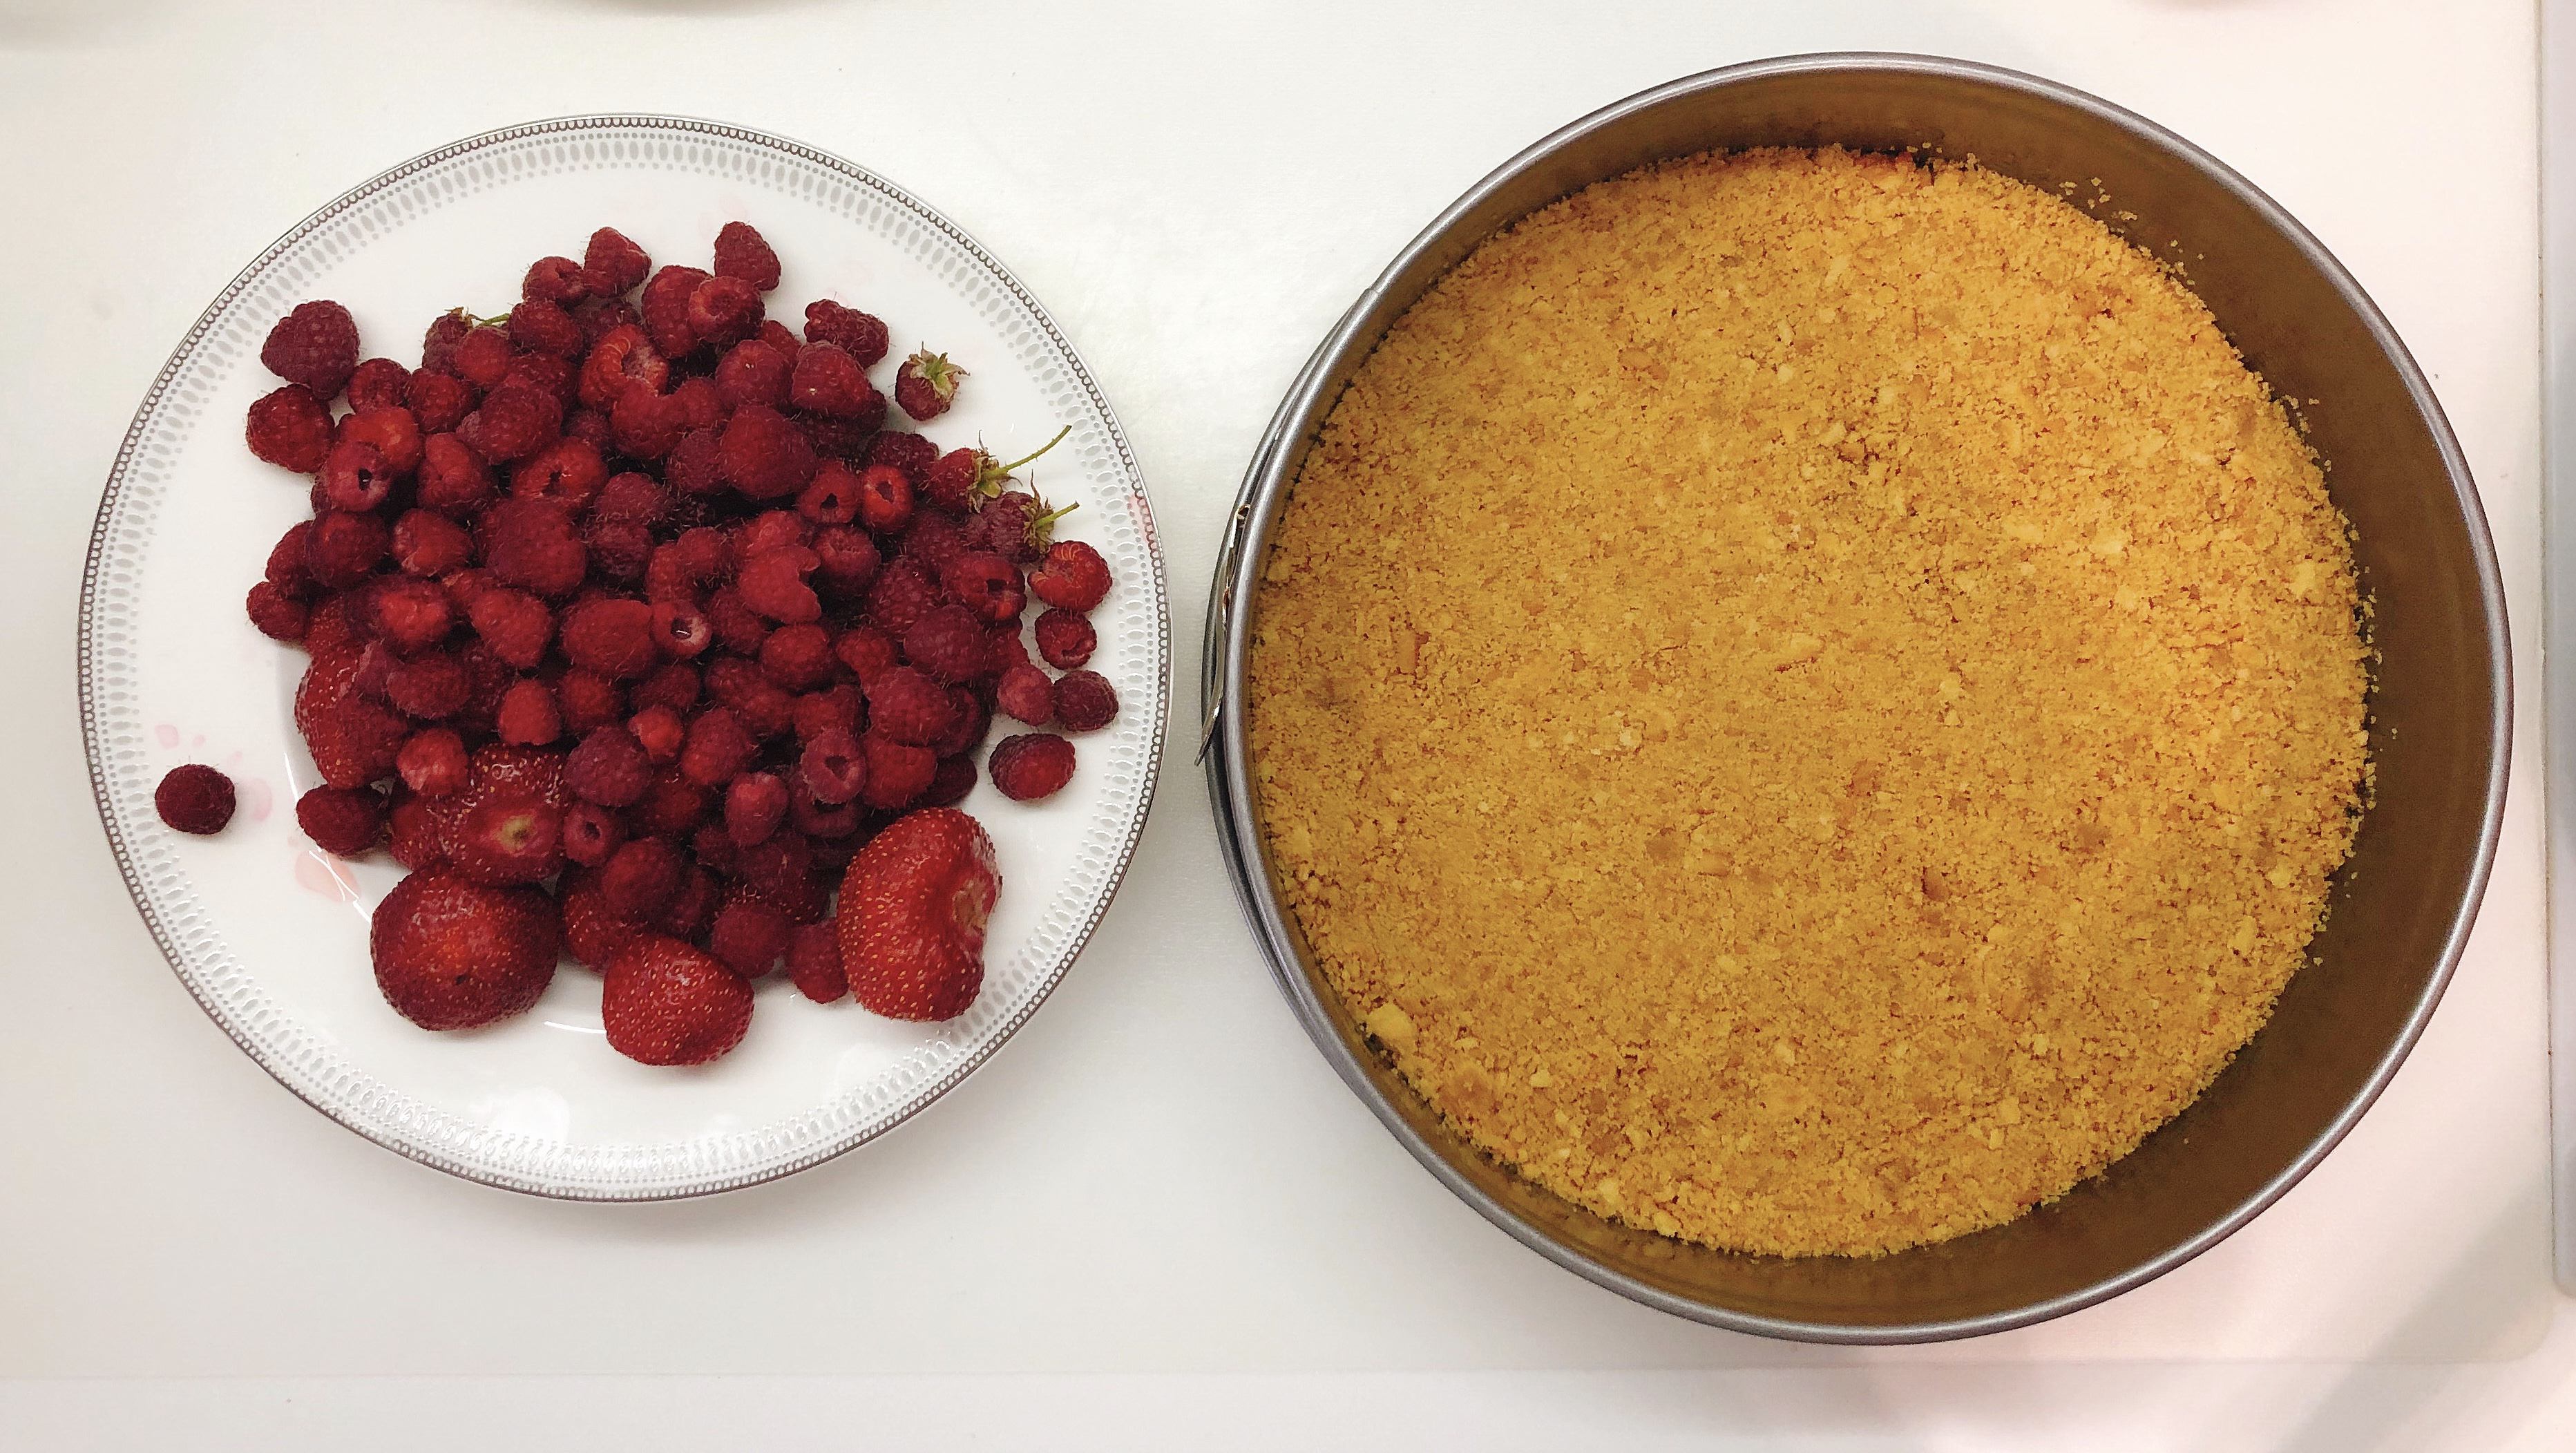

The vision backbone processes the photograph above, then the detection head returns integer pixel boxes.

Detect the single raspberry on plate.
[967,490,1072,565]
[559,597,658,679]
[995,663,1056,725]
[736,546,823,625]
[1029,540,1111,611]
[420,309,471,375]
[868,429,939,482]
[564,724,652,807]
[393,508,473,578]
[453,325,515,390]
[318,439,396,513]
[261,300,361,398]
[796,461,862,527]
[369,576,454,656]
[862,665,955,746]
[759,623,835,692]
[785,921,847,1003]
[398,726,469,797]
[836,807,997,1020]
[902,603,992,685]
[893,348,964,422]
[523,255,590,305]
[386,651,472,720]
[347,357,411,412]
[586,227,652,296]
[720,404,819,500]
[629,702,688,764]
[417,433,495,515]
[1034,608,1097,669]
[802,299,889,366]
[855,462,913,534]
[561,799,626,867]
[789,342,877,420]
[988,732,1075,801]
[266,520,318,597]
[860,734,937,811]
[714,338,791,411]
[580,324,669,410]
[494,677,562,746]
[834,623,899,681]
[246,581,309,643]
[712,221,782,291]
[155,764,237,835]
[922,447,983,514]
[1054,669,1120,732]
[457,382,564,465]
[477,497,588,598]
[405,370,476,434]
[680,705,759,788]
[297,784,388,856]
[942,551,1026,623]
[370,871,560,1032]
[468,587,555,672]
[799,728,868,806]
[338,405,425,477]
[386,793,450,871]
[686,274,763,348]
[640,264,709,357]
[707,891,792,977]
[511,437,609,511]
[247,385,334,472]
[602,935,754,1065]
[508,296,585,359]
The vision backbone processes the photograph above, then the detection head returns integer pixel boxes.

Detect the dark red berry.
[1055,669,1119,732]
[1034,608,1096,669]
[988,732,1075,801]
[297,784,388,855]
[247,386,334,472]
[155,764,237,835]
[261,300,361,397]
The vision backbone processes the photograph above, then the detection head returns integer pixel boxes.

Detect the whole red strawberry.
[837,807,998,1021]
[370,871,560,1031]
[261,300,361,398]
[296,645,409,790]
[602,934,754,1065]
[893,348,964,421]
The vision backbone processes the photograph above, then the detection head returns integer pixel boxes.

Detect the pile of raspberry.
[243,220,1118,1058]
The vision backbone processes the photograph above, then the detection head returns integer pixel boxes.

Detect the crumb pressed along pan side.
[1246,147,2369,1258]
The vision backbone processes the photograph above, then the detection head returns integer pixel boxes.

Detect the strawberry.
[837,807,998,1020]
[438,744,568,886]
[370,871,560,1030]
[296,645,410,790]
[601,935,754,1065]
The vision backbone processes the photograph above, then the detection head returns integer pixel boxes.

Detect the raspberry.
[1036,607,1097,669]
[386,793,449,870]
[893,348,964,421]
[671,375,725,430]
[261,300,360,397]
[457,382,564,464]
[406,370,477,433]
[586,227,652,296]
[246,385,334,472]
[334,407,424,479]
[834,623,899,681]
[855,462,914,533]
[736,509,811,557]
[734,826,817,909]
[813,524,882,598]
[863,665,955,746]
[478,497,587,598]
[347,357,411,412]
[642,600,708,662]
[737,546,823,624]
[942,551,1027,623]
[924,753,978,807]
[968,490,1070,564]
[398,726,469,797]
[369,575,454,654]
[1029,539,1111,611]
[900,511,967,573]
[155,763,236,835]
[1055,669,1119,732]
[797,460,862,526]
[687,274,763,348]
[651,865,718,940]
[680,705,757,788]
[524,255,590,305]
[988,625,1032,674]
[705,585,769,655]
[393,509,473,578]
[640,264,709,357]
[246,581,309,642]
[265,520,318,597]
[719,403,819,500]
[868,429,939,482]
[988,732,1075,801]
[511,437,608,511]
[752,622,832,691]
[564,725,651,806]
[803,299,890,366]
[726,771,790,848]
[714,338,791,410]
[995,663,1055,725]
[608,380,687,461]
[903,604,992,685]
[602,836,685,919]
[560,800,625,867]
[629,703,687,764]
[496,677,563,746]
[633,768,710,837]
[725,674,796,741]
[633,657,699,711]
[923,448,982,513]
[580,324,669,409]
[307,510,391,589]
[696,219,780,289]
[586,517,653,583]
[799,727,868,804]
[417,433,496,515]
[468,587,554,670]
[298,784,388,855]
[421,310,471,374]
[691,821,738,874]
[508,296,584,358]
[786,921,847,1002]
[864,555,941,634]
[931,685,991,759]
[788,342,875,419]
[386,652,472,719]
[652,426,718,497]
[556,668,627,734]
[560,597,658,678]
[791,784,864,839]
[792,685,864,741]
[454,325,514,389]
[700,892,788,978]
[861,734,937,810]
[589,471,668,526]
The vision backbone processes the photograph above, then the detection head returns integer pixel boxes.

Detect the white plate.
[78,116,1168,1199]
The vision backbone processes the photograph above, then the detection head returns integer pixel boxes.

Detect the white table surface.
[3,0,2566,1446]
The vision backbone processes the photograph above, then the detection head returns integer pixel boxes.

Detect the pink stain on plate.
[154,725,180,748]
[294,850,363,904]
[239,777,275,822]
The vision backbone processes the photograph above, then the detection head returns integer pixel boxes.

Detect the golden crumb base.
[1246,148,2368,1258]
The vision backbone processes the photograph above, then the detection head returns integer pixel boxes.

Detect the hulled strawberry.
[837,807,998,1021]
[370,871,560,1030]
